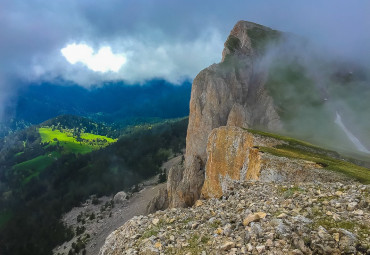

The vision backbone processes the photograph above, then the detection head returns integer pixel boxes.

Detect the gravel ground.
[100,180,369,255]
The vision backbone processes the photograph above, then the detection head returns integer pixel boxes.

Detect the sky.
[0,0,369,118]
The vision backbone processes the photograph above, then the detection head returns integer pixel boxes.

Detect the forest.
[0,115,188,255]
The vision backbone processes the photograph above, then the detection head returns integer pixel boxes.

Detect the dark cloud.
[0,0,369,118]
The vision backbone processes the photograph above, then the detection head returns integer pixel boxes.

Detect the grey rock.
[113,191,128,204]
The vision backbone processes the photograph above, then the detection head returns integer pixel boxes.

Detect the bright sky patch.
[61,43,126,72]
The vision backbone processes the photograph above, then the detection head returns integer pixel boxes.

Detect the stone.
[220,241,235,251]
[353,209,363,215]
[146,186,169,214]
[194,200,203,207]
[113,191,128,204]
[277,213,287,218]
[347,202,357,211]
[223,223,232,237]
[243,212,266,226]
[293,238,311,255]
[335,191,343,196]
[215,228,223,235]
[246,243,253,252]
[256,245,265,253]
[333,233,340,242]
[152,218,160,225]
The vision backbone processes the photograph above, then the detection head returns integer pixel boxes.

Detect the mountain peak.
[221,20,281,62]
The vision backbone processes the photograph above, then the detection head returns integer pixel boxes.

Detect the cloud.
[61,44,127,73]
[0,0,369,112]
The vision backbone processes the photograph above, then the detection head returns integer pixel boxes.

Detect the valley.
[0,115,188,255]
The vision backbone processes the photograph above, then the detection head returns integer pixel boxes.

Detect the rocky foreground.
[100,181,369,255]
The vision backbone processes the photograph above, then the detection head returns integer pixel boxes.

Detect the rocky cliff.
[201,126,328,199]
[100,181,370,255]
[99,20,370,254]
[168,21,283,207]
[167,19,370,207]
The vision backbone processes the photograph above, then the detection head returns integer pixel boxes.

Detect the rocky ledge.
[100,181,369,255]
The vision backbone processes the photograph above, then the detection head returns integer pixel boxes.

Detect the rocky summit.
[168,21,283,208]
[100,181,369,254]
[99,20,370,254]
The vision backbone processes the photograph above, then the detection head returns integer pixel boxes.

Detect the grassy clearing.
[39,127,116,154]
[13,151,60,184]
[247,129,370,184]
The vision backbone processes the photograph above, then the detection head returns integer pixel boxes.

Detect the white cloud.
[32,29,223,86]
[61,43,126,73]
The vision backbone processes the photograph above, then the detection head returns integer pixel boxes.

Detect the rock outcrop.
[168,21,283,207]
[100,181,370,255]
[201,126,332,198]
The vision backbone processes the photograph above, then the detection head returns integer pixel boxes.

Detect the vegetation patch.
[225,35,241,53]
[0,117,188,255]
[310,216,370,240]
[248,129,370,184]
[13,151,60,185]
[278,185,305,198]
[247,26,281,53]
[39,127,116,154]
[261,145,369,184]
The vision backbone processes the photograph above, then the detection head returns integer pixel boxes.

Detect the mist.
[256,30,370,155]
[0,0,369,138]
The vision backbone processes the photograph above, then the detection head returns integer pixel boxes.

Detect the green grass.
[10,127,118,185]
[13,151,60,184]
[14,151,24,157]
[247,129,336,154]
[247,129,370,184]
[39,127,116,154]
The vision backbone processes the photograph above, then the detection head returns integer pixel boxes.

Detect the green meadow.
[13,151,60,185]
[39,127,116,154]
[12,127,117,185]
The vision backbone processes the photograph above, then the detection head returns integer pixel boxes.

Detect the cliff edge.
[168,21,283,207]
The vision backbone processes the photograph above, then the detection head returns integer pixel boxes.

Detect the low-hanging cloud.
[0,0,369,119]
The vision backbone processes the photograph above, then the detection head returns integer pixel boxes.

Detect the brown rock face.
[201,126,279,198]
[201,126,330,199]
[168,21,282,207]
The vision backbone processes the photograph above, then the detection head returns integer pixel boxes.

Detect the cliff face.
[200,126,338,199]
[168,21,282,207]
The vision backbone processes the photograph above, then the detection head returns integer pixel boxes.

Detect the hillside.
[0,80,191,137]
[168,20,370,208]
[101,181,369,254]
[100,127,369,254]
[99,20,370,254]
[0,116,188,255]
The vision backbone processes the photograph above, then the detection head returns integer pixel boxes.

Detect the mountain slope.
[168,20,370,208]
[0,80,191,137]
[0,116,188,255]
